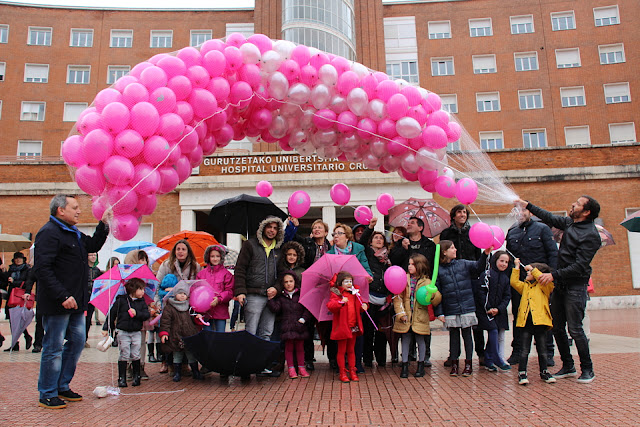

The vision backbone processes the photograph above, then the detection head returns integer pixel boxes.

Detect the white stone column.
[226,233,243,253]
[180,209,196,231]
[322,206,336,232]
[371,205,385,232]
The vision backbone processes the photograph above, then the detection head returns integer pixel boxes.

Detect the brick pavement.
[1,309,640,426]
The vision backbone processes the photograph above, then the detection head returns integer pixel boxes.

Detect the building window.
[609,122,636,144]
[469,18,492,37]
[0,25,8,43]
[514,51,539,71]
[70,29,93,47]
[519,89,543,110]
[107,65,131,84]
[604,82,631,104]
[510,15,534,34]
[523,129,547,148]
[21,102,46,121]
[428,21,451,39]
[386,61,419,84]
[150,30,173,48]
[28,27,52,46]
[447,140,461,151]
[17,140,42,157]
[110,30,133,48]
[551,11,576,31]
[226,23,254,37]
[594,5,619,27]
[0,62,5,81]
[431,57,454,76]
[440,94,458,114]
[479,131,503,150]
[63,102,88,122]
[476,92,500,112]
[67,65,90,84]
[472,55,496,74]
[190,30,212,47]
[555,48,581,68]
[24,64,49,83]
[564,126,591,146]
[560,86,586,107]
[599,43,625,64]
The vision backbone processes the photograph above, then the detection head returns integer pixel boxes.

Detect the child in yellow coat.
[511,258,555,385]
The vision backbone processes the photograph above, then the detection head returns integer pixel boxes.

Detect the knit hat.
[160,273,178,289]
[173,281,191,298]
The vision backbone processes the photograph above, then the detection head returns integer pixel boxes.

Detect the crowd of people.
[0,193,602,409]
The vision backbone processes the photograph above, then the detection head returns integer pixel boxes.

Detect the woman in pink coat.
[196,245,235,332]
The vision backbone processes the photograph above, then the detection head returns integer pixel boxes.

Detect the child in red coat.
[327,271,368,383]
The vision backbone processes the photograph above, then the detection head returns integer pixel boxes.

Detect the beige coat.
[392,275,442,335]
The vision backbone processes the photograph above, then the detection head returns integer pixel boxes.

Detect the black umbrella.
[208,194,288,237]
[183,330,280,377]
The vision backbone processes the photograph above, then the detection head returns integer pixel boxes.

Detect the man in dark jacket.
[389,217,436,274]
[440,204,481,262]
[506,207,558,365]
[515,196,601,384]
[34,195,109,409]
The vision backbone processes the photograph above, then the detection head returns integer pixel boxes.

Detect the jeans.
[484,329,500,367]
[38,312,86,399]
[117,330,142,361]
[518,321,548,373]
[243,294,275,340]
[173,349,196,364]
[202,319,226,332]
[449,327,473,360]
[552,286,592,370]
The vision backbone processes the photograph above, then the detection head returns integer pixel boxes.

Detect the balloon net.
[62,33,516,240]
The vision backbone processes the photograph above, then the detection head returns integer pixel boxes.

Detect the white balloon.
[416,147,440,169]
[396,117,422,139]
[311,84,332,109]
[329,95,348,114]
[240,43,261,64]
[289,130,308,148]
[288,83,311,105]
[269,115,288,139]
[318,64,338,87]
[269,71,289,100]
[347,87,368,116]
[350,62,369,78]
[296,141,315,156]
[261,50,283,73]
[273,40,296,59]
[367,99,387,122]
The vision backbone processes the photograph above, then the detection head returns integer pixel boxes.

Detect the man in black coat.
[389,216,436,274]
[440,204,481,262]
[506,207,558,366]
[34,195,109,409]
[515,196,601,384]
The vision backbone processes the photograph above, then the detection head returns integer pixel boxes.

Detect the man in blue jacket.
[515,196,601,384]
[34,195,109,409]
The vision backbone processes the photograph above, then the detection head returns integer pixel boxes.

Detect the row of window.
[427,5,620,40]
[0,24,254,48]
[0,63,131,84]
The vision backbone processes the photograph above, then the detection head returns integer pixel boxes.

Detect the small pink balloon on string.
[256,180,273,197]
[469,222,494,249]
[330,183,351,206]
[456,178,479,205]
[376,193,395,215]
[354,205,373,225]
[288,190,311,218]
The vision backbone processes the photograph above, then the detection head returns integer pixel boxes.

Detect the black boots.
[414,362,425,378]
[462,359,473,377]
[400,362,409,378]
[173,364,182,382]
[148,344,158,363]
[118,361,128,388]
[190,362,203,380]
[450,359,459,376]
[131,360,141,386]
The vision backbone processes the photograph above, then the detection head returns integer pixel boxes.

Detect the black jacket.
[104,294,150,332]
[5,263,31,295]
[475,256,511,331]
[284,222,331,269]
[389,234,436,275]
[359,227,390,296]
[439,224,481,261]
[527,203,600,286]
[34,217,109,315]
[506,218,558,270]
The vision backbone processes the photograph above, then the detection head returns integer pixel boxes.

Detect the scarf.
[9,263,27,281]
[314,241,328,262]
[50,215,82,243]
[168,297,190,312]
[373,247,390,265]
[334,241,353,255]
[409,276,417,311]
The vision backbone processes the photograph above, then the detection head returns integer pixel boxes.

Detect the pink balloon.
[354,205,373,225]
[256,180,273,197]
[330,183,351,206]
[360,74,378,99]
[188,145,203,168]
[77,112,104,136]
[387,93,409,121]
[202,50,226,79]
[336,111,357,134]
[111,214,140,241]
[238,64,261,90]
[399,169,419,182]
[426,110,450,128]
[130,102,160,137]
[491,225,505,248]
[309,52,329,70]
[279,59,300,82]
[291,45,311,66]
[376,193,395,215]
[422,93,442,114]
[401,86,422,107]
[158,113,185,142]
[200,39,226,55]
[288,190,311,218]
[447,121,462,142]
[82,129,113,165]
[139,66,168,92]
[337,71,359,97]
[94,88,122,113]
[201,135,217,156]
[375,80,399,103]
[313,109,336,130]
[149,87,177,115]
[107,185,138,215]
[377,118,398,139]
[179,126,199,154]
[224,46,243,73]
[91,196,108,221]
[175,101,194,125]
[113,75,138,93]
[103,156,135,186]
[408,105,428,126]
[101,102,130,134]
[156,55,187,79]
[190,284,215,313]
[75,165,106,196]
[384,265,408,294]
[418,168,438,188]
[356,118,377,140]
[422,125,449,150]
[114,129,144,158]
[214,124,234,147]
[61,135,86,168]
[129,62,153,79]
[132,164,161,195]
[251,108,273,130]
[230,81,253,108]
[143,135,171,167]
[177,47,202,68]
[226,32,246,47]
[157,166,180,194]
[434,175,456,198]
[189,88,218,119]
[174,155,192,184]
[300,65,319,87]
[456,178,478,205]
[167,75,192,102]
[135,194,158,216]
[469,222,494,249]
[331,56,350,75]
[247,34,273,53]
[122,83,150,109]
[387,137,409,156]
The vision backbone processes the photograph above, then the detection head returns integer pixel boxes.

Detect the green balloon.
[416,286,433,306]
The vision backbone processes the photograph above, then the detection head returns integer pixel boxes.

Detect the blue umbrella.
[114,240,155,254]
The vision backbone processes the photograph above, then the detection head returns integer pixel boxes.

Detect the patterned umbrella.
[89,264,158,315]
[388,198,450,238]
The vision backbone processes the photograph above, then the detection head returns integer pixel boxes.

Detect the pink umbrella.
[89,264,158,315]
[300,254,371,322]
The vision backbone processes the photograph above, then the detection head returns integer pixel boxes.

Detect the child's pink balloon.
[434,175,456,198]
[384,265,408,294]
[330,183,351,206]
[469,222,495,249]
[190,284,216,313]
[456,178,478,205]
[354,205,373,225]
[288,190,311,218]
[376,193,395,215]
[256,180,273,198]
[491,225,505,248]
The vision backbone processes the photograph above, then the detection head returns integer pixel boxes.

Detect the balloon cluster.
[469,222,505,249]
[62,33,479,240]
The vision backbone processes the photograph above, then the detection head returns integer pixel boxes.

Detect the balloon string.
[354,293,378,331]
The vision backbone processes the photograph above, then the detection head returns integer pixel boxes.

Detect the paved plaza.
[1,308,639,426]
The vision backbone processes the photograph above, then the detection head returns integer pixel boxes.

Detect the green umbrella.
[621,210,640,233]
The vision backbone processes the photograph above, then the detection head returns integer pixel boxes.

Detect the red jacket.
[327,286,364,341]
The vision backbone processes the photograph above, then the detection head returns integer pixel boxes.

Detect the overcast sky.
[1,0,255,9]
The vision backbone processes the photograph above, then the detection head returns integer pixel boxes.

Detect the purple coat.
[196,264,234,320]
[267,288,313,341]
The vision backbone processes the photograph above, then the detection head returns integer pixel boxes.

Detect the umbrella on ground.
[157,230,219,266]
[621,210,640,233]
[388,198,450,238]
[183,330,280,377]
[209,194,288,238]
[115,240,155,254]
[552,224,615,247]
[300,253,372,322]
[89,264,158,315]
[9,305,35,351]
